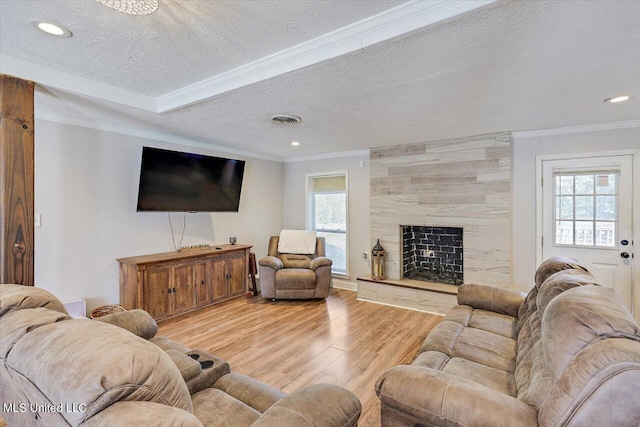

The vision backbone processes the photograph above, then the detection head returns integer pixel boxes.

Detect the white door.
[542,155,634,310]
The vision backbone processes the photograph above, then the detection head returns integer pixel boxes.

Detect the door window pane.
[553,171,617,248]
[575,221,594,246]
[595,222,615,247]
[559,196,573,219]
[556,221,574,245]
[574,196,594,220]
[560,176,574,194]
[595,196,615,220]
[575,175,594,195]
[596,174,616,194]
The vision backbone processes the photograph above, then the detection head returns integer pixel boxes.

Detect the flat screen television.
[136,147,245,212]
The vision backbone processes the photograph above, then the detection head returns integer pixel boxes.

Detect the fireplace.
[402,226,463,285]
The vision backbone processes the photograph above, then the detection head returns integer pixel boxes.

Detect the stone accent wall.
[370,132,512,288]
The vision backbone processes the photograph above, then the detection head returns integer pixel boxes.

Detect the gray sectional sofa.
[0,284,361,426]
[375,257,640,426]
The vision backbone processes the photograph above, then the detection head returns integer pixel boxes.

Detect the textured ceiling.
[2,0,640,160]
[0,0,402,96]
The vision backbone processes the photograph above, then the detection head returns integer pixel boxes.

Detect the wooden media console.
[118,244,252,321]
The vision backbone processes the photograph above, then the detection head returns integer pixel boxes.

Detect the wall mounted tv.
[136,147,246,212]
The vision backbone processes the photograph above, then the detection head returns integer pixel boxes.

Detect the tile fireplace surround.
[369,132,512,289]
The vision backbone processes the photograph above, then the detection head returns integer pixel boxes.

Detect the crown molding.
[0,55,157,111]
[284,149,370,163]
[1,1,494,114]
[512,120,640,138]
[35,111,284,162]
[156,0,495,112]
[156,0,496,113]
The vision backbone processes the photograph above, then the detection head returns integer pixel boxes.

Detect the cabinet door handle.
[201,280,205,285]
[167,288,172,294]
[173,287,177,293]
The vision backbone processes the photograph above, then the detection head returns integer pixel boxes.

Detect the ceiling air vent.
[270,114,302,124]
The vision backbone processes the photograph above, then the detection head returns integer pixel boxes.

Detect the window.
[553,171,617,248]
[307,173,348,275]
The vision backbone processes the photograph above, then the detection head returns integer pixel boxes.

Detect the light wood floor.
[158,288,442,426]
[0,289,441,427]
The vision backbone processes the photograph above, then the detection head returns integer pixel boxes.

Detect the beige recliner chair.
[259,236,332,299]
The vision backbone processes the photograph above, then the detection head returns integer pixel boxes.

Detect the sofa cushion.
[517,256,589,334]
[468,309,518,339]
[539,285,640,427]
[444,357,516,396]
[514,318,553,410]
[412,350,450,370]
[419,312,517,373]
[94,309,158,340]
[192,388,261,426]
[0,284,67,317]
[420,304,518,374]
[274,268,316,290]
[151,336,192,353]
[536,269,599,315]
[252,384,361,427]
[514,266,597,410]
[278,254,312,269]
[542,285,640,381]
[533,256,589,290]
[453,328,517,373]
[213,372,286,413]
[376,365,538,427]
[457,284,525,318]
[6,318,192,425]
[80,401,203,427]
[0,308,70,359]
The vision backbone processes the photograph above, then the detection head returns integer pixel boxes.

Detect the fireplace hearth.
[402,226,463,285]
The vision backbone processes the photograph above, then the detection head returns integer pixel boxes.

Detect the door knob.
[621,252,630,259]
[621,239,629,246]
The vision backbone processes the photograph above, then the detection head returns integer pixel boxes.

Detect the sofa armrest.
[376,365,537,427]
[457,284,526,317]
[166,350,202,382]
[309,257,332,271]
[258,256,283,271]
[80,401,202,426]
[251,384,361,427]
[93,309,158,339]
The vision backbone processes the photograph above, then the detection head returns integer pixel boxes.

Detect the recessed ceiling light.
[32,20,72,38]
[291,141,301,147]
[604,95,631,103]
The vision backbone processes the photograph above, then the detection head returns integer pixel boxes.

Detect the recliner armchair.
[259,236,332,299]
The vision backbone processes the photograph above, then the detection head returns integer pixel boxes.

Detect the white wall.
[282,154,370,288]
[34,119,283,309]
[512,125,640,292]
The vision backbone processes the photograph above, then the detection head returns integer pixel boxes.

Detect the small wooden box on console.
[118,244,252,321]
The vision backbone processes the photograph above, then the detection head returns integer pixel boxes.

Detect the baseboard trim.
[332,279,358,291]
[356,297,445,316]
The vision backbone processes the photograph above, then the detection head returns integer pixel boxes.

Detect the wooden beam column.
[0,75,35,285]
